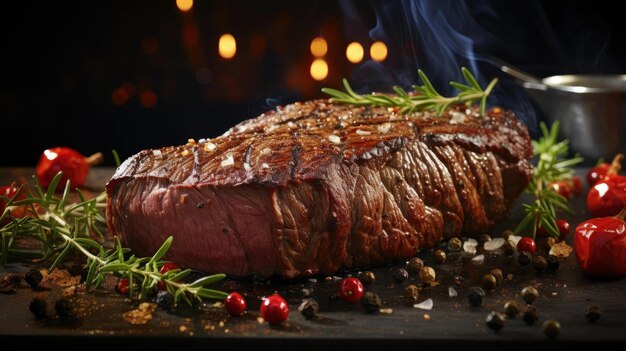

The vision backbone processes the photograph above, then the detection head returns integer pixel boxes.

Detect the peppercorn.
[503,240,516,255]
[466,286,486,307]
[521,286,539,304]
[298,298,320,319]
[503,300,520,318]
[154,290,174,309]
[490,269,503,286]
[501,230,514,240]
[585,305,601,323]
[547,255,560,271]
[518,251,532,266]
[485,311,506,331]
[546,237,556,247]
[66,263,88,283]
[403,284,419,302]
[406,257,424,274]
[482,274,497,291]
[448,237,462,251]
[358,271,376,286]
[433,250,446,264]
[533,255,548,272]
[542,320,561,338]
[392,268,409,283]
[29,297,47,319]
[55,298,73,318]
[419,266,436,284]
[362,292,382,313]
[24,269,43,288]
[479,234,492,244]
[522,305,539,325]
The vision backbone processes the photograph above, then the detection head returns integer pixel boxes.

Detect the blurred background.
[1,0,624,166]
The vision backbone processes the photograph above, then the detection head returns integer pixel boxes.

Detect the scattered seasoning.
[448,237,462,251]
[533,256,548,272]
[490,269,504,286]
[518,251,532,266]
[517,237,537,254]
[546,237,557,247]
[154,291,174,309]
[362,292,382,313]
[123,303,157,325]
[482,274,497,291]
[501,230,515,240]
[423,313,431,320]
[542,320,561,338]
[392,268,409,283]
[479,234,492,244]
[298,298,320,319]
[0,273,21,294]
[467,286,486,307]
[521,286,539,304]
[471,254,485,264]
[503,240,516,255]
[403,284,420,302]
[24,269,43,289]
[448,287,458,297]
[358,271,376,286]
[484,238,505,251]
[224,292,247,317]
[547,255,561,271]
[29,298,47,319]
[549,241,573,257]
[433,250,446,264]
[413,298,434,310]
[339,278,364,304]
[406,257,424,274]
[463,238,478,254]
[522,305,539,325]
[485,311,506,331]
[504,300,520,318]
[419,266,436,284]
[379,308,393,314]
[585,305,601,323]
[328,135,341,144]
[55,298,73,318]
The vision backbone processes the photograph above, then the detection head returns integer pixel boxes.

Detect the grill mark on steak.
[106,100,532,278]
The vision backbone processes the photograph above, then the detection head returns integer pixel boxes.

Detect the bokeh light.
[346,42,364,63]
[310,59,328,81]
[219,34,237,59]
[370,41,388,62]
[310,37,328,57]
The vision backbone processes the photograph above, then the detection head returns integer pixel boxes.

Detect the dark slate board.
[1,167,625,349]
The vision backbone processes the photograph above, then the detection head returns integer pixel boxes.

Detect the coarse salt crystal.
[413,298,433,310]
[484,238,505,251]
[471,254,485,264]
[261,147,271,155]
[198,138,206,143]
[220,154,234,167]
[356,129,371,136]
[448,287,458,297]
[205,142,217,151]
[449,112,467,125]
[152,150,162,157]
[261,163,269,169]
[377,123,391,133]
[463,238,478,254]
[508,235,522,246]
[328,135,341,144]
[243,163,251,171]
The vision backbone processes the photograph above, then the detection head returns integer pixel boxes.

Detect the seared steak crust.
[106,100,532,278]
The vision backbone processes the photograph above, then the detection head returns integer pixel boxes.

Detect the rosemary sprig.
[515,121,583,238]
[322,67,498,116]
[0,172,227,305]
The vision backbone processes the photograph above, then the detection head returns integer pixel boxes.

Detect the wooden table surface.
[1,167,625,349]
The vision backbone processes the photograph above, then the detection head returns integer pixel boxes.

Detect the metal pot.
[499,62,626,163]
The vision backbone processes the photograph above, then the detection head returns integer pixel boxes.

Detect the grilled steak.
[106,100,532,278]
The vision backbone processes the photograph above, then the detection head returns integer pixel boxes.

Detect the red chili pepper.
[35,147,102,190]
[574,208,626,277]
[587,162,610,186]
[587,154,626,217]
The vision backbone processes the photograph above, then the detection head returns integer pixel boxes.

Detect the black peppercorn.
[518,251,532,266]
[298,298,320,319]
[585,305,601,323]
[55,298,73,318]
[358,271,376,286]
[362,292,382,313]
[504,300,520,318]
[522,305,539,325]
[433,250,446,264]
[448,237,462,251]
[490,269,503,286]
[521,286,539,304]
[24,269,43,288]
[403,284,419,302]
[532,255,548,272]
[542,319,561,338]
[485,311,506,331]
[466,286,486,307]
[547,255,560,271]
[482,274,497,291]
[503,240,516,255]
[501,230,514,240]
[29,298,47,319]
[479,234,492,244]
[392,268,409,283]
[154,290,174,309]
[406,257,424,274]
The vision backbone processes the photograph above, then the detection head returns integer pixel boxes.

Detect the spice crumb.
[379,308,393,314]
[257,317,265,324]
[423,314,431,320]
